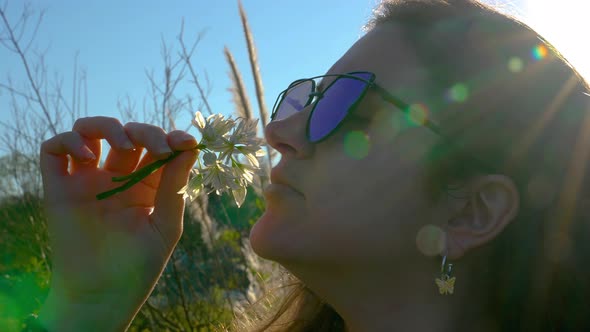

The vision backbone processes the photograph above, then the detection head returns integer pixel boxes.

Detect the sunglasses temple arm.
[373,84,444,137]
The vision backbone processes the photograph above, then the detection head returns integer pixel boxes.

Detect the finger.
[104,122,173,176]
[167,130,198,151]
[151,150,198,241]
[103,146,144,174]
[134,152,164,190]
[70,135,102,173]
[40,131,97,184]
[111,122,172,189]
[124,122,173,160]
[129,131,197,189]
[73,116,135,154]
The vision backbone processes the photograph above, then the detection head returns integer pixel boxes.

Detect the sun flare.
[526,0,590,81]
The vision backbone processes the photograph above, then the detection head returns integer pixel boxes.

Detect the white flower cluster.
[178,111,266,207]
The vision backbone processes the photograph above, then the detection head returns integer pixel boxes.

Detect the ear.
[445,175,520,260]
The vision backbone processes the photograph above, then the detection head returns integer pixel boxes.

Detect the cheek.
[252,130,437,264]
[308,137,423,218]
[303,156,430,258]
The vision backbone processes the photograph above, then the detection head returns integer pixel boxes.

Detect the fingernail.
[180,132,195,142]
[120,139,135,150]
[157,146,174,158]
[81,147,96,161]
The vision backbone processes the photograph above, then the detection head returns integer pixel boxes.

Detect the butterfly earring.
[435,255,456,295]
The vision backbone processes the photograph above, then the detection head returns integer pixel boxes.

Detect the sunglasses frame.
[271,71,444,143]
[271,71,496,174]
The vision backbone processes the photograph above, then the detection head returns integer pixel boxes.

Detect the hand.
[38,117,198,331]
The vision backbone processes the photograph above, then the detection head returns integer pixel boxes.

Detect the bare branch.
[117,94,137,123]
[0,81,36,101]
[144,300,181,331]
[23,7,44,54]
[177,19,213,116]
[72,52,78,120]
[0,5,57,135]
[82,68,88,116]
[0,120,39,150]
[145,69,165,96]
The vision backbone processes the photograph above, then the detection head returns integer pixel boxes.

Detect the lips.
[267,168,304,197]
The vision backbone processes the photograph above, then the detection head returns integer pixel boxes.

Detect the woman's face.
[250,23,446,270]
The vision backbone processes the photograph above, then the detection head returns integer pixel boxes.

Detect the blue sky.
[0,0,376,140]
[3,0,589,155]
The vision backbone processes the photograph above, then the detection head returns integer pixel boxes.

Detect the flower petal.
[244,153,260,168]
[255,148,266,157]
[193,111,206,129]
[203,152,218,166]
[232,186,247,208]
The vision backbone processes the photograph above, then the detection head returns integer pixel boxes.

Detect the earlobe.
[445,175,520,260]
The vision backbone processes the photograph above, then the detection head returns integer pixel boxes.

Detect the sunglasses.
[270,71,443,143]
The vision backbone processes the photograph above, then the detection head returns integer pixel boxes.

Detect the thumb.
[151,150,198,241]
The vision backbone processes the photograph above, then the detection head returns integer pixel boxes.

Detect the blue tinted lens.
[308,72,373,142]
[273,80,314,121]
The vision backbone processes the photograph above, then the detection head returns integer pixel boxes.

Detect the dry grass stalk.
[225,46,254,120]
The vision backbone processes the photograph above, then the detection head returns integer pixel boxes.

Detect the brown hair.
[233,1,590,330]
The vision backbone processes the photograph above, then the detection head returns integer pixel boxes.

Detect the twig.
[0,82,37,101]
[144,300,181,331]
[0,6,57,135]
[177,19,213,116]
[170,250,194,331]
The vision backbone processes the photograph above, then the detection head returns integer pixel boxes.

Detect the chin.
[249,209,302,262]
[249,210,282,260]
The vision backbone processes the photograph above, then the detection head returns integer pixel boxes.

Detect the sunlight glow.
[416,224,445,257]
[526,1,590,80]
[506,76,579,170]
[406,103,430,126]
[446,83,469,103]
[343,131,370,159]
[532,44,549,61]
[508,56,524,73]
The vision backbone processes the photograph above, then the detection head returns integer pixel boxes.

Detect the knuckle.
[124,122,166,136]
[74,116,122,130]
[149,124,167,135]
[98,116,123,129]
[168,130,185,137]
[123,121,140,129]
[40,131,79,153]
[40,138,51,152]
[72,117,88,129]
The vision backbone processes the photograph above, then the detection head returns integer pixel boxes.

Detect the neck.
[282,261,479,332]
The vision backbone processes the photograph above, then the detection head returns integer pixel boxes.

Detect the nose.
[264,107,314,159]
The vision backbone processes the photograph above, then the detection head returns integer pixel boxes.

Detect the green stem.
[111,152,180,182]
[96,145,205,200]
[96,172,149,200]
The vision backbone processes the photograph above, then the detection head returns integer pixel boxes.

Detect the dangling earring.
[435,255,456,295]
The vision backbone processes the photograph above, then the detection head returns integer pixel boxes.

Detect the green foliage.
[129,190,266,331]
[0,195,50,331]
[0,189,266,331]
[0,192,273,331]
[208,188,265,233]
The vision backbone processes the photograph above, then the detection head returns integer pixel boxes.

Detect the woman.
[34,0,590,331]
